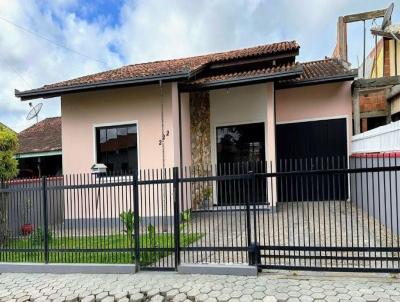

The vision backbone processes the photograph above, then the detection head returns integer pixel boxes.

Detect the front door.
[216,122,265,205]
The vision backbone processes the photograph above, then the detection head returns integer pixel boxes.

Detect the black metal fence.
[1,156,400,273]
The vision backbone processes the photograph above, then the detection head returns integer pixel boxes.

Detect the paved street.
[1,271,400,302]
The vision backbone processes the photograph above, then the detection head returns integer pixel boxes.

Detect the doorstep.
[178,263,258,276]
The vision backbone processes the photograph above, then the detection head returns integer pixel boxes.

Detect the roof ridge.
[300,58,337,65]
[123,40,299,68]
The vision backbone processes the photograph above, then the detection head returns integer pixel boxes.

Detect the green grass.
[0,233,202,265]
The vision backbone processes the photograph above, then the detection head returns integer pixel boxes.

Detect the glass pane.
[96,124,138,174]
[100,129,107,143]
[107,128,117,140]
[117,127,127,136]
[128,125,137,134]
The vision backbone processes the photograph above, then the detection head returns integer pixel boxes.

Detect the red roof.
[187,62,302,87]
[15,41,356,101]
[277,58,355,88]
[44,41,299,90]
[17,117,61,154]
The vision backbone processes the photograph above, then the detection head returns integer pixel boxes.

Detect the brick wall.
[359,90,386,113]
[384,38,391,77]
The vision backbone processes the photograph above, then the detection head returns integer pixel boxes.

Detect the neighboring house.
[16,117,62,178]
[331,4,400,134]
[15,41,356,204]
[355,26,400,132]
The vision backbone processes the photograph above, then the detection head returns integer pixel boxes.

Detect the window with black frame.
[95,124,138,174]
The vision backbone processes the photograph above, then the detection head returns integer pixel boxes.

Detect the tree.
[0,125,18,244]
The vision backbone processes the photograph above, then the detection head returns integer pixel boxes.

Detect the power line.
[0,15,109,66]
[0,53,32,89]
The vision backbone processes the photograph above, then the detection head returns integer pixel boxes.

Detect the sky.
[0,0,397,132]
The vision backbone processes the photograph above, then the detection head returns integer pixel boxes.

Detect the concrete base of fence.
[0,263,137,274]
[178,263,258,276]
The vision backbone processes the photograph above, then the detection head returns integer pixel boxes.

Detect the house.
[15,40,356,204]
[16,117,62,178]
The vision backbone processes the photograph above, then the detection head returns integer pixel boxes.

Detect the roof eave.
[15,71,190,101]
[15,150,62,159]
[276,72,357,90]
[180,66,304,92]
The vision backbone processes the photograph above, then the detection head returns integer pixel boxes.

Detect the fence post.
[248,162,260,266]
[133,170,140,272]
[173,167,181,269]
[42,176,49,264]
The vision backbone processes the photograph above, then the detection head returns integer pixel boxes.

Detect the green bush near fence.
[0,124,19,246]
[1,232,202,265]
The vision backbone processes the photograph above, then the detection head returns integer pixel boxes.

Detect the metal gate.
[255,156,400,272]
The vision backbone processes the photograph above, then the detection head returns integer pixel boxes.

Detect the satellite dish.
[26,102,43,123]
[381,3,394,30]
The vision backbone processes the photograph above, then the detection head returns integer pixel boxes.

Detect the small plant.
[29,227,53,245]
[147,224,157,247]
[141,224,159,264]
[203,186,213,200]
[120,210,137,236]
[201,186,213,208]
[180,210,192,233]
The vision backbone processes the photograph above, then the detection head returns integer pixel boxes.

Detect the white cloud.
[0,0,121,131]
[0,0,397,132]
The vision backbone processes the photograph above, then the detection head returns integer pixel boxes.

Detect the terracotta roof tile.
[17,117,61,154]
[278,58,355,87]
[188,62,301,86]
[43,41,299,90]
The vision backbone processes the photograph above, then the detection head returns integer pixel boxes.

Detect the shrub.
[0,125,18,245]
[120,210,138,236]
[29,227,53,245]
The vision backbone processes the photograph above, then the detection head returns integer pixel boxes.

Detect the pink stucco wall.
[276,81,352,123]
[61,83,181,218]
[61,83,179,174]
[276,81,353,153]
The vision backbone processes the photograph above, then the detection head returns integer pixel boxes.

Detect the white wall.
[352,120,400,153]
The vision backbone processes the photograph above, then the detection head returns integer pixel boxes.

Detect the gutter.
[275,72,357,90]
[15,150,62,159]
[15,71,190,101]
[180,66,304,92]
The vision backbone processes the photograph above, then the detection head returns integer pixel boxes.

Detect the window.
[95,124,138,174]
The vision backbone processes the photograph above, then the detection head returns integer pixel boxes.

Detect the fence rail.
[1,156,400,273]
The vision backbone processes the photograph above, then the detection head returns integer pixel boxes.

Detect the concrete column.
[171,85,192,169]
[171,82,180,167]
[353,88,361,134]
[265,82,277,206]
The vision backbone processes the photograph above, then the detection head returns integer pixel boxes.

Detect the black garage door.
[276,118,348,202]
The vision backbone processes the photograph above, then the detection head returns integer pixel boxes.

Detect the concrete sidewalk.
[0,271,400,302]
